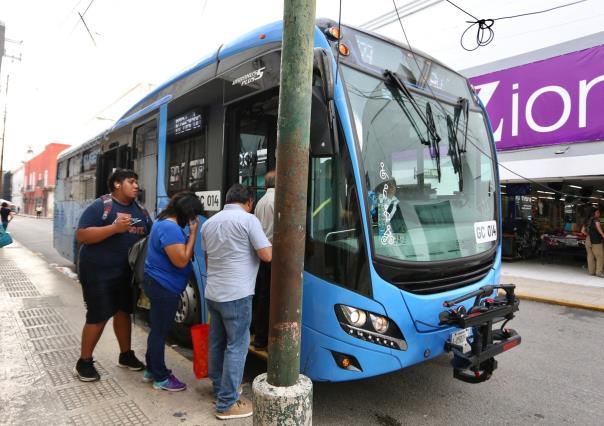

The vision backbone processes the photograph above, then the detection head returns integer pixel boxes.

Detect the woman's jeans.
[207,295,252,412]
[144,274,180,382]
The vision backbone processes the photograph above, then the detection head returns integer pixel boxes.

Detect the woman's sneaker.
[215,397,253,420]
[73,358,100,382]
[142,370,154,383]
[117,350,145,371]
[153,374,187,392]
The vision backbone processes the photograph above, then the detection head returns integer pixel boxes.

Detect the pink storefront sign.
[470,44,604,151]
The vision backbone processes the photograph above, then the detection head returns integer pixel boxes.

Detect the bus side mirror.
[310,87,338,157]
[313,48,334,101]
[311,48,338,157]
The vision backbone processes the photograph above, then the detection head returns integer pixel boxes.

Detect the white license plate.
[450,328,472,353]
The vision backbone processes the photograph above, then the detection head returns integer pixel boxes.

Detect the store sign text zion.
[470,44,604,150]
[476,77,604,140]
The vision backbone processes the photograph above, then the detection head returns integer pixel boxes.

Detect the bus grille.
[388,257,494,295]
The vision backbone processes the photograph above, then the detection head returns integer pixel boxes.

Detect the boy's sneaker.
[153,374,187,392]
[215,397,253,420]
[117,350,145,371]
[142,370,154,383]
[73,358,100,382]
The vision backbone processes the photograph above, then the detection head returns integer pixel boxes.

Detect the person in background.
[252,170,275,350]
[1,202,14,230]
[35,205,42,219]
[142,191,203,391]
[583,207,604,277]
[74,169,151,382]
[202,184,272,420]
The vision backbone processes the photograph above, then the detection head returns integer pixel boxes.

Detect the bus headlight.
[335,304,407,351]
[370,313,389,334]
[341,305,366,327]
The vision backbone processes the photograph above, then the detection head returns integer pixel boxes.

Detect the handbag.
[0,225,13,248]
[190,323,209,378]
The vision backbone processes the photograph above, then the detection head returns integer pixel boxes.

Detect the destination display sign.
[168,110,203,137]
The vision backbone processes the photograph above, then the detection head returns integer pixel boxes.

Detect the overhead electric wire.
[361,0,444,32]
[443,0,588,51]
[389,0,598,202]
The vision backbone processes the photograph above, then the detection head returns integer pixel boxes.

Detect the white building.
[10,165,24,213]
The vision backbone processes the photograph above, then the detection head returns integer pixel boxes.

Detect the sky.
[1,0,602,171]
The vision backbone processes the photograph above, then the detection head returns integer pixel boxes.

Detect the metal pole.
[267,0,316,387]
[0,75,8,197]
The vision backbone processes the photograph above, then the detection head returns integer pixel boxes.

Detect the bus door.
[226,89,278,202]
[132,120,158,215]
[96,143,132,197]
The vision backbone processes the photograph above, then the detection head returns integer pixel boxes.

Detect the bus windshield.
[342,65,497,262]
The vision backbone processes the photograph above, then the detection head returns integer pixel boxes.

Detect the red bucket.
[190,323,209,379]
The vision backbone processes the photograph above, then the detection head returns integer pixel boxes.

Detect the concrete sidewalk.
[502,261,604,312]
[0,240,250,425]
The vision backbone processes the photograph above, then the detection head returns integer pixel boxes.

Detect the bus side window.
[305,139,372,297]
[166,122,207,197]
[231,91,278,203]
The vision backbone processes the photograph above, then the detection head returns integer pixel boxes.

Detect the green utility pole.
[267,0,317,387]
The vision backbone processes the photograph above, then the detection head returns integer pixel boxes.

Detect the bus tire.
[170,274,201,346]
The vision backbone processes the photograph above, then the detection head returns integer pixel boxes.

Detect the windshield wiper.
[425,102,441,181]
[446,114,463,192]
[383,70,428,146]
[446,97,470,192]
[454,97,470,152]
[384,69,442,181]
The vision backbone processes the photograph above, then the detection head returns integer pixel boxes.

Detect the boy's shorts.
[78,259,133,324]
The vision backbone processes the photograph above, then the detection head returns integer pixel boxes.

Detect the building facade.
[10,165,24,212]
[463,33,604,257]
[23,143,70,217]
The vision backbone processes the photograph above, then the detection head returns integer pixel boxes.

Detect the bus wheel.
[170,275,200,346]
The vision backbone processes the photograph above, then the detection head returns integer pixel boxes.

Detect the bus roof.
[59,18,453,163]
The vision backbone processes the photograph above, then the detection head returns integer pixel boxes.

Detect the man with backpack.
[74,169,152,382]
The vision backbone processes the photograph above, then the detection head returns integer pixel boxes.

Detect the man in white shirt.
[252,170,275,349]
[202,184,272,420]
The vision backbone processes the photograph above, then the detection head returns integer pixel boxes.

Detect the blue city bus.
[54,19,520,382]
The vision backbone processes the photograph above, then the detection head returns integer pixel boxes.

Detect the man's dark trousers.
[253,261,271,347]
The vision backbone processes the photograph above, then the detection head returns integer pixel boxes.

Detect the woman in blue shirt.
[143,191,203,391]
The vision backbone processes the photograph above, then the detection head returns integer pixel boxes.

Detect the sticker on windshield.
[474,220,497,244]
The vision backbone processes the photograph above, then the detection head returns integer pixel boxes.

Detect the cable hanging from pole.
[444,0,588,51]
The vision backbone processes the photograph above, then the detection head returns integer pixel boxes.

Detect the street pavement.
[0,239,225,425]
[2,215,603,424]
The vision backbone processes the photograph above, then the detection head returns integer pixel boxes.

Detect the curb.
[516,292,604,313]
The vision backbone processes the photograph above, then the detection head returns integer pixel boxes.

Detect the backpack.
[100,194,151,224]
[128,236,149,288]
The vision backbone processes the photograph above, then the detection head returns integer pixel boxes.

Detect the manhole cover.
[57,379,126,410]
[18,308,59,318]
[37,348,81,368]
[7,287,41,297]
[26,323,73,339]
[46,362,108,387]
[19,309,65,328]
[0,271,30,282]
[0,261,19,272]
[31,335,80,352]
[69,400,151,425]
